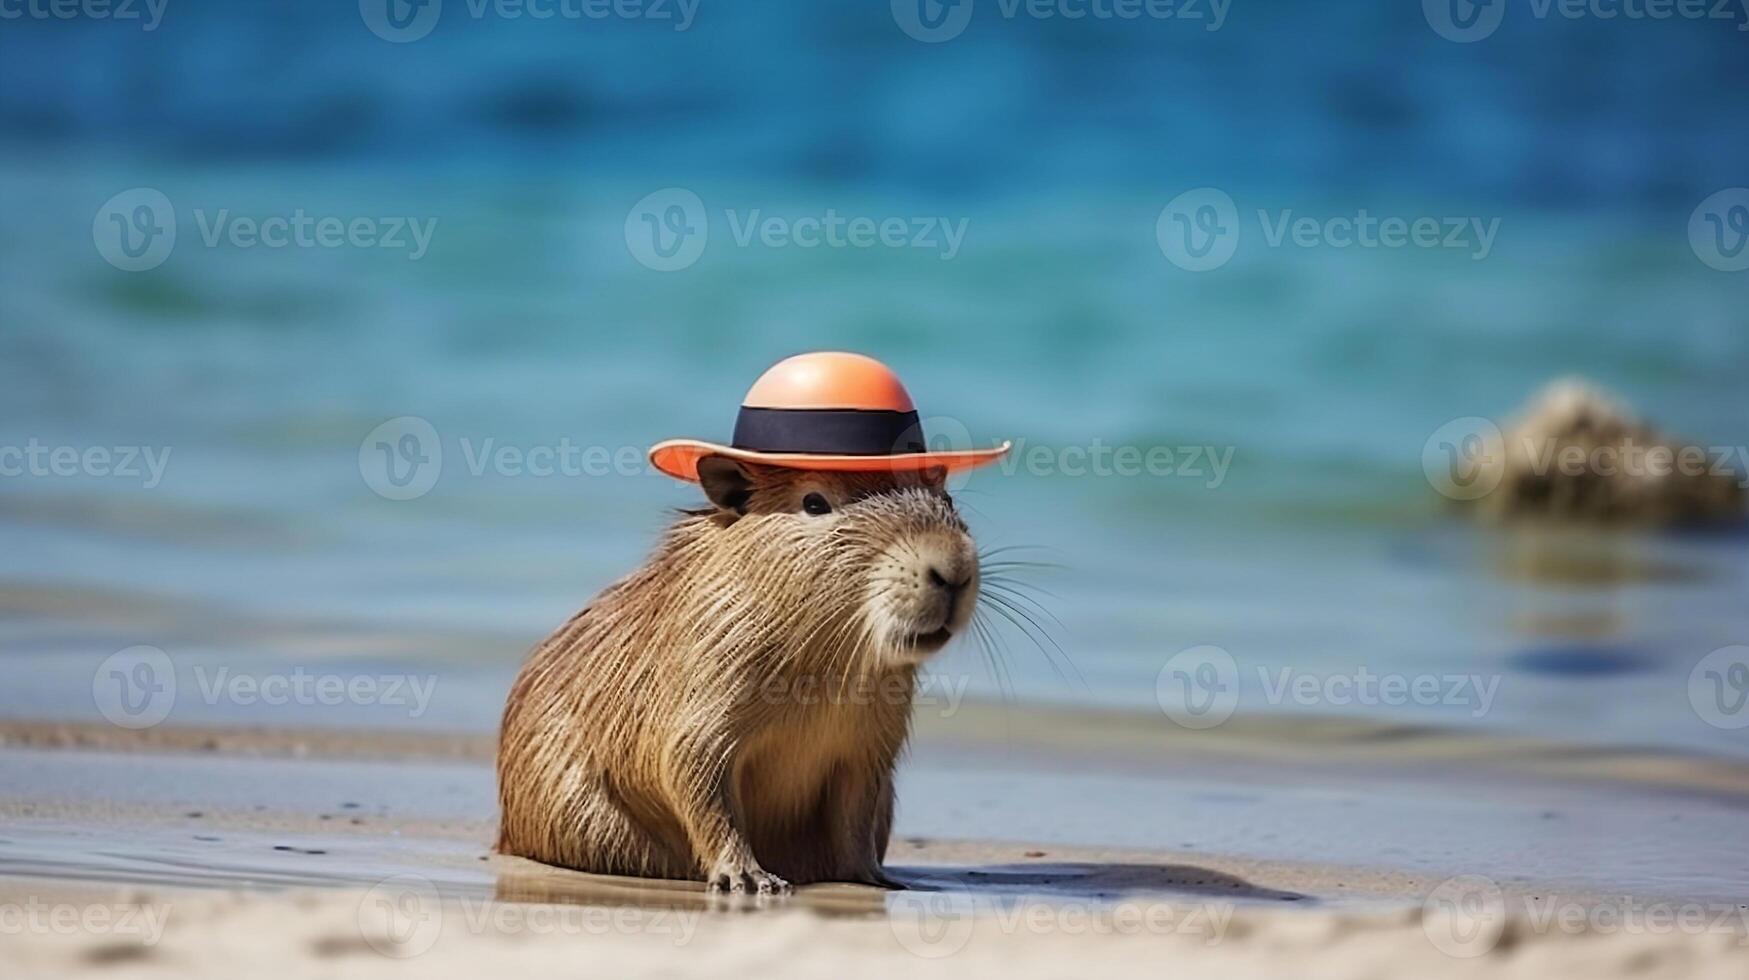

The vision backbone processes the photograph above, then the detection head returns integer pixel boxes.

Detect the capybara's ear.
[697,455,753,516]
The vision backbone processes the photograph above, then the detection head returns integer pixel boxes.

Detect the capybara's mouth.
[905,625,953,653]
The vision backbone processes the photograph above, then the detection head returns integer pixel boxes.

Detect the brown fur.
[1470,379,1745,526]
[496,462,978,893]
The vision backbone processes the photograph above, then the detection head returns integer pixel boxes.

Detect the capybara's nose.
[927,566,969,599]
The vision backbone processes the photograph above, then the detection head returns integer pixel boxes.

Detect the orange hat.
[649,351,1011,483]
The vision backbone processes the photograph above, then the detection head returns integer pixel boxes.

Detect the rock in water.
[1465,379,1745,527]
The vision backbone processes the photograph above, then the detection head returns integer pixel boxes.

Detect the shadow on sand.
[887,862,1309,905]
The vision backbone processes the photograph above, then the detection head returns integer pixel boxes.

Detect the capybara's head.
[694,458,978,668]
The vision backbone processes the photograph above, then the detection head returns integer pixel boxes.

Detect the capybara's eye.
[802,492,832,516]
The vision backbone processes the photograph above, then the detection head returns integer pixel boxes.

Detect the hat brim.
[649,439,1012,484]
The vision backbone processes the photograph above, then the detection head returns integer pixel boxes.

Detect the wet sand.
[3,710,1748,977]
[6,701,1749,900]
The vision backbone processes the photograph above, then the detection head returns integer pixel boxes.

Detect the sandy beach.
[4,706,1747,978]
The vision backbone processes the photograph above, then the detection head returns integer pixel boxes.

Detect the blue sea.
[2,1,1747,758]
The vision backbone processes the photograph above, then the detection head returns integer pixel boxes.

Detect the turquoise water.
[2,4,1748,760]
[3,163,1746,761]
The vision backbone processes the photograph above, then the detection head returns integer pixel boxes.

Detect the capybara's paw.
[707,863,791,895]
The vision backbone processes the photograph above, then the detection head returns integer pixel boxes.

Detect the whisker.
[977,544,1064,563]
[980,580,1070,633]
[979,559,1065,572]
[972,611,1022,753]
[976,591,1080,691]
[969,610,1017,712]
